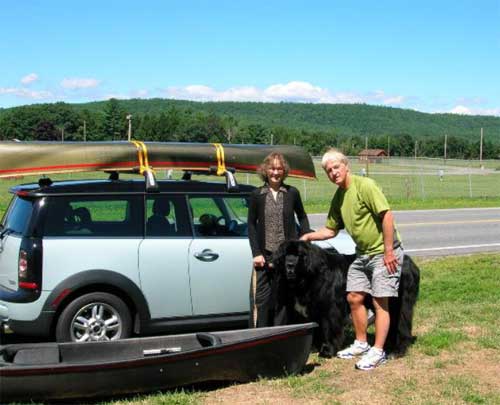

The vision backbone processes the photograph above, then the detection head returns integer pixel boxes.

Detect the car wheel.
[55,292,132,343]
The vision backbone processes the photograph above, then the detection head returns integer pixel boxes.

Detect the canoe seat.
[196,332,222,348]
[0,345,60,365]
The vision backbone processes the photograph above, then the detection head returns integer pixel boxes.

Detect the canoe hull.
[0,141,316,179]
[0,323,315,402]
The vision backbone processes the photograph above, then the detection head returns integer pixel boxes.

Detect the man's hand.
[383,249,399,274]
[300,227,336,242]
[253,255,266,268]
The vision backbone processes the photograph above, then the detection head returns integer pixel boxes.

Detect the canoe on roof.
[0,141,316,179]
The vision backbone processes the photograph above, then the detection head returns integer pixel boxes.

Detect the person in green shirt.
[301,148,403,371]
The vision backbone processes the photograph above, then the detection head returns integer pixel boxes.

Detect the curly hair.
[258,152,290,183]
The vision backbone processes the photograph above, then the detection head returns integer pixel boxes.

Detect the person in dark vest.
[248,152,310,327]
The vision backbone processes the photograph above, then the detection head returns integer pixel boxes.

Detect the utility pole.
[414,140,418,160]
[270,132,274,145]
[127,115,132,141]
[365,136,369,176]
[387,135,390,158]
[83,120,87,142]
[61,127,64,143]
[480,127,483,168]
[444,133,447,163]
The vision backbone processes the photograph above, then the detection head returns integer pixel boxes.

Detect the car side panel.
[138,238,193,318]
[42,238,142,290]
[188,238,252,315]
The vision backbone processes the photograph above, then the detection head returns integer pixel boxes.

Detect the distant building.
[358,149,388,163]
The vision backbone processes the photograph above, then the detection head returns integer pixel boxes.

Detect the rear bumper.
[0,290,54,337]
[4,310,54,337]
[0,301,8,322]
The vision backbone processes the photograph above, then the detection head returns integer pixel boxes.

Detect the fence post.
[468,165,473,198]
[419,165,426,200]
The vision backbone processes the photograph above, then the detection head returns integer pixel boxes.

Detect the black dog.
[272,241,420,358]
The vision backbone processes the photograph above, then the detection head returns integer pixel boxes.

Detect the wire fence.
[294,157,500,203]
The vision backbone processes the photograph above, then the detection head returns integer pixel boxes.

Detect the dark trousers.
[249,256,287,328]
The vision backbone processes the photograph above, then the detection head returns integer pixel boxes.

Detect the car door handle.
[194,249,220,262]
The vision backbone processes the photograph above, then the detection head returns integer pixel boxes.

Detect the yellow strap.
[131,141,155,175]
[212,143,226,176]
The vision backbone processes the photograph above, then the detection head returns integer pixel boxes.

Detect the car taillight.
[18,247,40,290]
[18,249,28,279]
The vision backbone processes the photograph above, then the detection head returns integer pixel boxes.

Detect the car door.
[187,194,252,316]
[138,195,193,319]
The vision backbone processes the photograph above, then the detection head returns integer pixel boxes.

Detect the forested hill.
[71,98,500,141]
[1,98,499,158]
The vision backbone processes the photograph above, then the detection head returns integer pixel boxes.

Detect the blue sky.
[1,0,499,115]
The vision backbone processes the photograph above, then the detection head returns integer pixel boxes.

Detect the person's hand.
[384,249,399,274]
[300,233,310,241]
[253,255,266,268]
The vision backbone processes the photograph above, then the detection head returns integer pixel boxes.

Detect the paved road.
[309,207,500,257]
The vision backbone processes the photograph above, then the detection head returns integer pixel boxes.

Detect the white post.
[127,114,132,141]
[444,133,447,163]
[480,128,483,168]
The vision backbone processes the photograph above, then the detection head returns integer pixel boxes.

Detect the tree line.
[0,99,499,159]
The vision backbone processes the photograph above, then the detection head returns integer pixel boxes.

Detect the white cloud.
[131,89,149,98]
[449,105,500,116]
[450,105,473,115]
[162,81,409,107]
[60,77,100,89]
[21,73,39,85]
[0,87,53,99]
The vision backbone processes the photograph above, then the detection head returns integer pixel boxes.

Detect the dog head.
[273,240,314,282]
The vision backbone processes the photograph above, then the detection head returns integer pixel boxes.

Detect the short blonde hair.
[321,148,349,169]
[258,152,290,182]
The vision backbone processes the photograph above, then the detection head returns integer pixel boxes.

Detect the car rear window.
[1,196,34,235]
[43,195,143,237]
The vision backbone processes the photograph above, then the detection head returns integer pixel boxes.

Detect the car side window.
[43,196,143,237]
[1,196,34,235]
[145,195,191,237]
[188,195,249,238]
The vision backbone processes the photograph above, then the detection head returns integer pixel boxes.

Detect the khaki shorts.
[346,246,404,297]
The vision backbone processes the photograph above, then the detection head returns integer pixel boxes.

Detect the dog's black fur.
[272,241,420,358]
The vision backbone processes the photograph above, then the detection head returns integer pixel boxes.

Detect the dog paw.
[318,344,334,358]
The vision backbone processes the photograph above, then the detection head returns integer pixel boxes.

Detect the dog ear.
[272,241,288,269]
[298,242,314,274]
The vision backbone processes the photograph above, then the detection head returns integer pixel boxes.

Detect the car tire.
[55,292,132,343]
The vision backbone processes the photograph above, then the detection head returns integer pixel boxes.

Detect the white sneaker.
[336,340,370,359]
[355,347,387,370]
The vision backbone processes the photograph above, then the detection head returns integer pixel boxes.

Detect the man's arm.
[300,226,337,242]
[380,210,399,274]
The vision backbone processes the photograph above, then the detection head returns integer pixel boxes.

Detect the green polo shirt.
[326,175,399,255]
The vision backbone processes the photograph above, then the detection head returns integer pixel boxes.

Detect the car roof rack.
[182,167,239,192]
[38,176,53,188]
